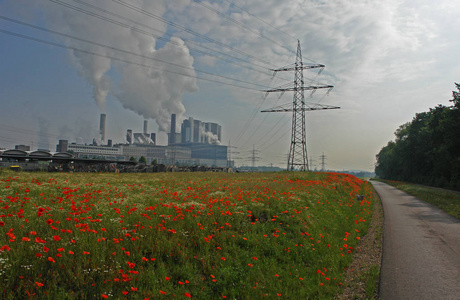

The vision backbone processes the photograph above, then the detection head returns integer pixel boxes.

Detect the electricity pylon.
[261,40,339,171]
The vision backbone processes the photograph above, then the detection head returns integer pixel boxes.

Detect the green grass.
[375,179,460,219]
[0,171,374,299]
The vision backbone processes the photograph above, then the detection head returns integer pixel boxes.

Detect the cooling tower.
[99,114,106,142]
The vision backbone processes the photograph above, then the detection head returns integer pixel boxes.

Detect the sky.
[0,0,459,171]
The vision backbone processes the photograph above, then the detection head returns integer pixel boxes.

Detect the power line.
[192,0,295,56]
[0,16,273,90]
[111,0,277,68]
[0,29,270,91]
[70,0,287,77]
[231,91,270,146]
[47,0,286,79]
[222,0,298,42]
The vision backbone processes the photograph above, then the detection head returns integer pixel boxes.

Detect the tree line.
[375,83,460,190]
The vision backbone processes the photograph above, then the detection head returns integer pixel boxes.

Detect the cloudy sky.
[0,0,458,171]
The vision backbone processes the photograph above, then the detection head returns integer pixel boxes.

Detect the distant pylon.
[261,40,338,171]
[320,152,327,171]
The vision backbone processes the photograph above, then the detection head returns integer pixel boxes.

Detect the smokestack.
[169,114,176,145]
[127,129,133,145]
[99,114,106,142]
[143,120,148,135]
[150,133,156,145]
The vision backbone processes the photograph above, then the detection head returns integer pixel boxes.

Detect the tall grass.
[0,171,373,299]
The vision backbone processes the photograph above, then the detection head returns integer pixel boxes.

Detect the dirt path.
[371,181,460,300]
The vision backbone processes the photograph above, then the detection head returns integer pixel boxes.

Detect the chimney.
[99,114,106,142]
[143,120,148,135]
[169,114,176,145]
[126,129,133,145]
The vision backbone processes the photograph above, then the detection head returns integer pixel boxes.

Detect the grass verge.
[374,179,460,219]
[336,185,383,299]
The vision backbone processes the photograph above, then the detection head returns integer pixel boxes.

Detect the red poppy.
[35,237,46,243]
[184,292,191,298]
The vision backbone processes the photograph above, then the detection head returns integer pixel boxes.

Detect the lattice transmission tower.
[262,40,339,171]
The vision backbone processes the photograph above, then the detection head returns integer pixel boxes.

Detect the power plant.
[51,113,229,168]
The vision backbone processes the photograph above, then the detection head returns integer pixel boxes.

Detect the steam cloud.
[14,0,198,132]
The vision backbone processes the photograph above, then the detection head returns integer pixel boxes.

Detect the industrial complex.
[1,114,231,170]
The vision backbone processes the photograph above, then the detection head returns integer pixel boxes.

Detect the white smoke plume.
[9,0,197,131]
[200,128,221,145]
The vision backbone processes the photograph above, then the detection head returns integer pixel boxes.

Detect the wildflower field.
[0,171,373,299]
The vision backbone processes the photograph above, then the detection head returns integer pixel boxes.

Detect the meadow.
[0,171,373,299]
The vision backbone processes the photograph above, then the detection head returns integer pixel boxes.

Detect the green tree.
[375,83,460,189]
[139,156,147,164]
[129,156,137,162]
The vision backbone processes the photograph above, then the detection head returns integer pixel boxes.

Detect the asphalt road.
[371,181,460,300]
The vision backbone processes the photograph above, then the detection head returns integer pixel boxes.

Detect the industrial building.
[68,114,227,166]
[1,114,231,168]
[179,116,222,145]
